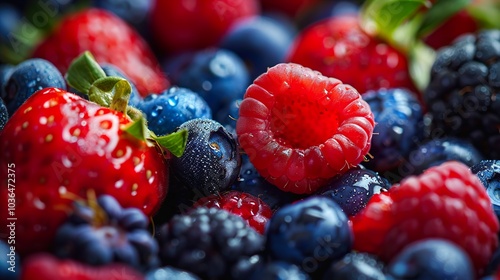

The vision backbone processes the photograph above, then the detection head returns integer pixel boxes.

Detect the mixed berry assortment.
[0,0,500,279]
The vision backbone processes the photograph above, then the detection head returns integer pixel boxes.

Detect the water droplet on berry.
[167,96,178,106]
[151,105,163,117]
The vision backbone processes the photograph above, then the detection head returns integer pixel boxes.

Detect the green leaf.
[152,129,188,158]
[66,51,106,94]
[467,2,500,29]
[416,0,472,38]
[88,76,131,111]
[124,117,148,142]
[409,41,436,92]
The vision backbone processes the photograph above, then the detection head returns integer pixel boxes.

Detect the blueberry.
[363,88,424,172]
[266,197,353,275]
[215,98,240,129]
[0,4,21,46]
[405,137,484,175]
[145,266,201,280]
[171,119,241,195]
[53,194,159,271]
[92,0,153,31]
[471,160,500,220]
[171,48,250,113]
[385,239,474,280]
[0,97,8,130]
[137,87,212,136]
[2,58,66,115]
[322,252,385,280]
[0,239,19,280]
[219,15,295,80]
[100,63,142,107]
[250,261,310,280]
[296,0,360,29]
[232,155,304,210]
[315,167,390,217]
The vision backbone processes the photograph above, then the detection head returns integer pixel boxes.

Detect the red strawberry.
[259,0,320,18]
[0,53,181,256]
[192,190,273,234]
[286,15,417,95]
[236,62,375,194]
[20,253,144,280]
[150,0,259,54]
[32,8,168,96]
[351,161,499,275]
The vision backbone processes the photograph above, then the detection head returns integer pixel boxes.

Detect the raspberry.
[236,63,375,194]
[351,161,499,275]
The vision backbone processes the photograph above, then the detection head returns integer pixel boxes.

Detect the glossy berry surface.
[386,239,475,280]
[249,261,310,280]
[322,252,385,280]
[351,161,499,274]
[266,196,353,274]
[219,15,295,80]
[171,48,251,113]
[53,194,159,271]
[145,266,201,280]
[215,98,240,130]
[424,29,500,159]
[0,97,7,130]
[171,119,241,195]
[315,167,390,217]
[137,87,212,136]
[405,137,484,175]
[236,62,375,194]
[287,15,416,95]
[471,160,500,220]
[2,58,66,115]
[157,207,265,280]
[192,190,273,234]
[362,88,424,172]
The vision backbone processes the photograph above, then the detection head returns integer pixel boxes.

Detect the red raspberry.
[192,190,273,234]
[351,161,499,275]
[286,15,416,95]
[236,63,375,194]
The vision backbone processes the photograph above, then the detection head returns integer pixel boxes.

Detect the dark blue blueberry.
[231,255,265,280]
[0,97,8,130]
[385,239,474,280]
[137,87,212,136]
[266,197,353,275]
[215,98,240,129]
[232,154,304,210]
[471,160,500,221]
[171,119,241,195]
[484,245,500,276]
[2,58,66,115]
[405,137,484,175]
[250,261,310,280]
[92,0,153,32]
[322,252,385,280]
[363,88,424,172]
[219,15,295,80]
[0,4,21,45]
[315,167,390,217]
[146,266,201,280]
[171,48,250,113]
[296,0,360,29]
[0,239,19,280]
[53,194,159,271]
[100,63,142,108]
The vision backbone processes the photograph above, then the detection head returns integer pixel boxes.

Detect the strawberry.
[31,8,168,96]
[20,253,144,280]
[286,14,417,95]
[259,0,321,18]
[236,62,375,194]
[0,52,186,256]
[150,0,259,54]
[351,161,499,275]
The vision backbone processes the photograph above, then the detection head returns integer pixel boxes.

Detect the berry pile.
[1,0,500,279]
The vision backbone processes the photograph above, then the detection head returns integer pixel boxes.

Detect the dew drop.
[151,105,163,117]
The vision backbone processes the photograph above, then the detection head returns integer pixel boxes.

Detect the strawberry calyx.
[66,51,187,157]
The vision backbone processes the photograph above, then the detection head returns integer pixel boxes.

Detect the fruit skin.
[192,190,273,234]
[0,97,7,130]
[20,253,144,280]
[92,0,153,32]
[236,62,375,194]
[315,167,390,217]
[32,8,168,96]
[0,239,20,280]
[362,88,424,172]
[321,252,385,280]
[145,266,201,280]
[424,29,500,159]
[471,160,500,220]
[2,58,66,115]
[423,10,479,50]
[53,194,160,271]
[156,207,265,280]
[351,161,499,275]
[286,15,416,95]
[150,0,259,54]
[249,261,310,280]
[385,239,474,280]
[0,87,168,255]
[170,118,241,196]
[265,197,353,275]
[136,87,212,136]
[259,0,320,18]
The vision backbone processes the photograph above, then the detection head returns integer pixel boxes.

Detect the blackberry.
[424,30,500,158]
[156,207,265,280]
